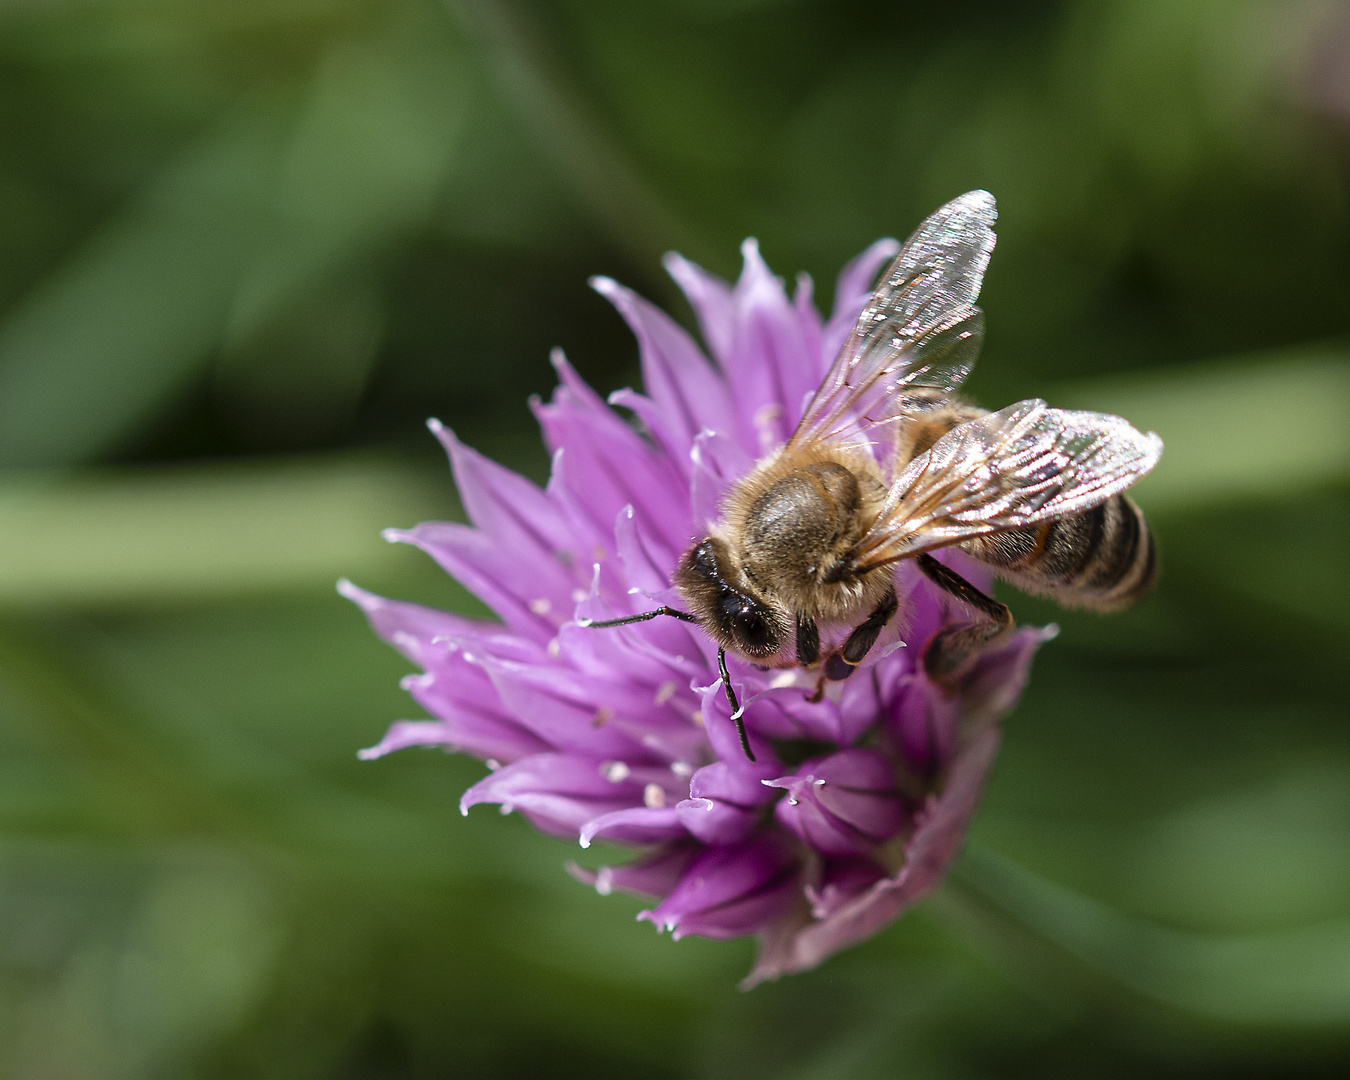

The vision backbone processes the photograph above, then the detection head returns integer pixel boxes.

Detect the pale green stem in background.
[0,348,1343,608]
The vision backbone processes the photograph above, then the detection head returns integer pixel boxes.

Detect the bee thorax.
[741,462,861,588]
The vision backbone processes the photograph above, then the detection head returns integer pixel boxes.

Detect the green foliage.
[1,0,1349,1075]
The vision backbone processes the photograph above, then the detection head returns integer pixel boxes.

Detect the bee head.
[674,538,786,660]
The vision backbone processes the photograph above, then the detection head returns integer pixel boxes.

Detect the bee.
[585,192,1161,759]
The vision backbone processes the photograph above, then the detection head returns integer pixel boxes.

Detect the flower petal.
[745,627,1051,985]
[725,239,816,454]
[401,669,548,764]
[568,844,698,899]
[591,275,734,454]
[769,749,907,857]
[639,832,801,941]
[676,761,779,845]
[385,522,568,643]
[822,236,900,363]
[663,251,736,368]
[461,752,644,838]
[338,579,484,665]
[579,805,685,848]
[532,351,688,557]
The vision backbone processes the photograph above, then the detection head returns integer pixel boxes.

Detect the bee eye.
[723,596,776,655]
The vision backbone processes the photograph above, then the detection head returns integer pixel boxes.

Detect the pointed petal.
[568,844,698,899]
[430,421,578,555]
[338,579,485,665]
[746,626,1051,981]
[821,237,900,364]
[357,720,455,759]
[385,522,568,643]
[591,276,733,452]
[532,352,688,559]
[460,752,644,838]
[639,832,802,941]
[400,669,549,764]
[663,251,736,367]
[689,428,754,530]
[675,760,780,845]
[724,239,817,453]
[579,805,685,848]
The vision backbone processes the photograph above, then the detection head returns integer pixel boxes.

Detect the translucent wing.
[788,190,997,455]
[849,400,1163,568]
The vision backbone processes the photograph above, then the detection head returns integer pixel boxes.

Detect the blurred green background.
[1,0,1349,1076]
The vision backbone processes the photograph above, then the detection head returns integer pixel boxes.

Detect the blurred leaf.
[445,0,709,267]
[1130,766,1350,931]
[0,14,469,469]
[1056,348,1350,511]
[0,847,281,1080]
[0,108,287,468]
[956,843,1350,1026]
[224,18,470,343]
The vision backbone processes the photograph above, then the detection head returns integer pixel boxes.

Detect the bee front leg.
[916,553,1014,686]
[822,587,899,682]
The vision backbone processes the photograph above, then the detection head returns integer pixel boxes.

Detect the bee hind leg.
[916,553,1014,686]
[821,587,899,683]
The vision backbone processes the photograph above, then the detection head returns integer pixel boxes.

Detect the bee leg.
[822,587,899,682]
[717,647,755,762]
[796,615,820,666]
[916,553,1014,685]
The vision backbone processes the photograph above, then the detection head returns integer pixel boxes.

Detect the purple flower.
[342,236,1051,986]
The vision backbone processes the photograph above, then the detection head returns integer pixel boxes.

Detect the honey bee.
[585,192,1161,759]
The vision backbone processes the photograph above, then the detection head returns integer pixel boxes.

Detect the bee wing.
[851,400,1163,567]
[788,190,997,454]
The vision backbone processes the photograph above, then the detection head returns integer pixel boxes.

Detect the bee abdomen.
[960,495,1156,611]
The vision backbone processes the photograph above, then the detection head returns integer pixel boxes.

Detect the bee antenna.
[579,606,699,628]
[717,647,755,762]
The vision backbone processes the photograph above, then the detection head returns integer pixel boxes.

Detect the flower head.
[342,236,1050,986]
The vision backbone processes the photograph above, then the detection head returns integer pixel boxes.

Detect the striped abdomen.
[959,495,1157,612]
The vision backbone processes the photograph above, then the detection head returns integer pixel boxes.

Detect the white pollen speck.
[643,783,666,809]
[601,761,631,783]
[572,588,588,603]
[486,759,501,771]
[547,638,561,657]
[500,803,514,815]
[814,778,826,786]
[671,761,693,777]
[655,681,677,705]
[595,873,613,896]
[528,598,552,615]
[769,671,798,689]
